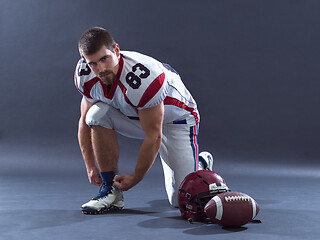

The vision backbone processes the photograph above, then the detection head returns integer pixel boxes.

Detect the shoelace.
[93,183,113,200]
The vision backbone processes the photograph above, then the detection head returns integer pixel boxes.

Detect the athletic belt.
[127,116,187,124]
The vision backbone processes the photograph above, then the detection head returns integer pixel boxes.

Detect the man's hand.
[114,174,140,191]
[87,166,102,186]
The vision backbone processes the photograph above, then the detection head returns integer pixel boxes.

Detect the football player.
[75,27,213,214]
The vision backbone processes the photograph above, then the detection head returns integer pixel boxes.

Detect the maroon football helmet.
[178,170,230,221]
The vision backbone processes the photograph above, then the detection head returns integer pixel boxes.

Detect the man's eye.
[101,56,107,61]
[89,62,97,67]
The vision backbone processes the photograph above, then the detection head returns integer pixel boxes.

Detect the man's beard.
[98,70,116,85]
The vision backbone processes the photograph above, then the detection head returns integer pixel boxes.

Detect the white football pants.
[85,102,200,207]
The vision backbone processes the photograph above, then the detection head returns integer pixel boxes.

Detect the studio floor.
[0,136,319,240]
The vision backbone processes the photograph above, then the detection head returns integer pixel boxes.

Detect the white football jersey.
[74,51,199,125]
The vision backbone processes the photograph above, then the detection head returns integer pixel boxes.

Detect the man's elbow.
[156,132,162,145]
[148,132,162,148]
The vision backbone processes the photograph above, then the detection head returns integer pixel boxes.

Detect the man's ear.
[114,43,120,57]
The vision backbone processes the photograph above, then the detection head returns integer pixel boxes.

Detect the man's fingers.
[95,179,102,186]
[114,175,126,190]
[113,181,122,190]
[114,175,124,183]
[92,179,101,186]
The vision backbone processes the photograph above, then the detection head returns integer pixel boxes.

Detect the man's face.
[83,44,120,85]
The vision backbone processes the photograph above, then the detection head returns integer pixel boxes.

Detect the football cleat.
[199,151,214,171]
[81,183,124,214]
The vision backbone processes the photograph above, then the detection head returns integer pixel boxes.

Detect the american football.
[204,191,260,228]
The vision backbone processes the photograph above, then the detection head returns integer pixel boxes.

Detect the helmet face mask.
[178,170,230,221]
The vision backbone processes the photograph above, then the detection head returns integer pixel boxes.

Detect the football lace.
[224,195,251,202]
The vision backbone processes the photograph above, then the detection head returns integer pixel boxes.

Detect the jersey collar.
[105,54,124,99]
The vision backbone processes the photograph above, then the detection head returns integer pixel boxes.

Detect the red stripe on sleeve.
[75,72,99,100]
[137,72,165,108]
[82,77,100,99]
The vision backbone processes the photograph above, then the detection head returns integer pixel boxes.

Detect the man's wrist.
[132,171,144,182]
[85,161,97,170]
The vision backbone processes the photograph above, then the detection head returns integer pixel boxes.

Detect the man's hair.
[78,27,116,57]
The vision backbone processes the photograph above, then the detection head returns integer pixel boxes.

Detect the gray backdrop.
[1,0,320,164]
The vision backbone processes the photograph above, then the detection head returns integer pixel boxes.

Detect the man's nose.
[97,62,106,73]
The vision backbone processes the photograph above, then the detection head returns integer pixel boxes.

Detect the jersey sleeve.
[74,59,99,103]
[121,60,169,110]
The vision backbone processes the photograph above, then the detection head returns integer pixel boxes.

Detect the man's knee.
[170,191,179,208]
[85,102,113,129]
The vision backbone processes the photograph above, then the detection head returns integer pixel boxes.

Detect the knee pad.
[85,102,113,129]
